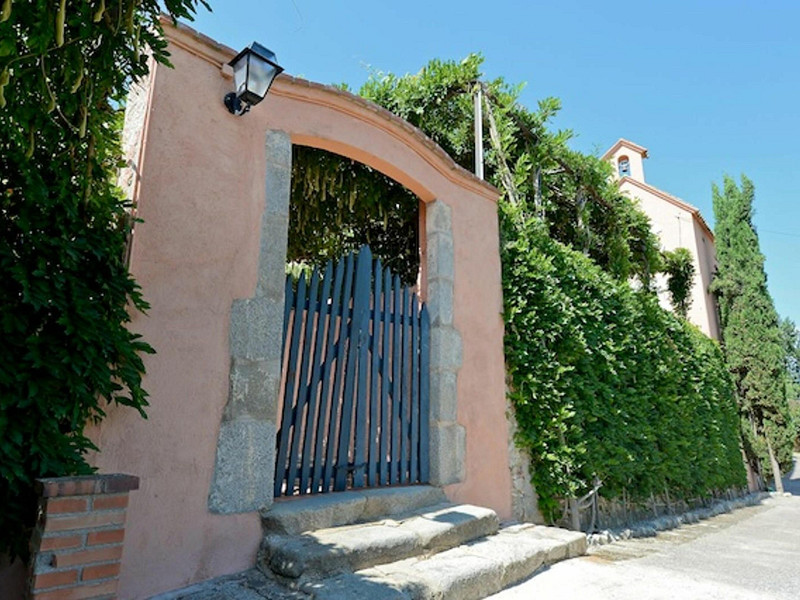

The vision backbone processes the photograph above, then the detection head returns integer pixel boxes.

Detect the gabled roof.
[619,176,714,242]
[602,138,649,160]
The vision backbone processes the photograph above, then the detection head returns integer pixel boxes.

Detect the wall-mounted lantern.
[224,42,284,116]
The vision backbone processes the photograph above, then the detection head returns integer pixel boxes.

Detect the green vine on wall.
[502,215,745,520]
[346,55,746,519]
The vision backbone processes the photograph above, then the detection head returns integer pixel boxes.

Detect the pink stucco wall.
[88,22,510,599]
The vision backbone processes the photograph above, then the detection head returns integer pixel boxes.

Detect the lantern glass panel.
[245,54,279,104]
[232,55,248,97]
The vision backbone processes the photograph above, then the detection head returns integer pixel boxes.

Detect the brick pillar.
[28,474,139,600]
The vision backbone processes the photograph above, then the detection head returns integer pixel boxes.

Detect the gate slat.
[288,268,320,495]
[335,247,372,491]
[379,267,392,486]
[399,287,410,484]
[281,276,294,356]
[285,274,310,493]
[366,259,383,488]
[311,257,346,493]
[274,274,307,497]
[390,275,403,485]
[410,297,420,483]
[419,304,431,482]
[323,252,355,491]
[299,262,333,495]
[351,248,373,489]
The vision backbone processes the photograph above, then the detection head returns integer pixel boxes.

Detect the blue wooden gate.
[274,246,430,497]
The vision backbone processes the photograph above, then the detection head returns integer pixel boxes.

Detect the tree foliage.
[291,55,664,286]
[0,0,207,560]
[781,318,800,450]
[358,55,663,284]
[289,146,419,285]
[662,247,695,317]
[711,175,794,485]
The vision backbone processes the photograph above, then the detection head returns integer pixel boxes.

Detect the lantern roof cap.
[228,42,281,69]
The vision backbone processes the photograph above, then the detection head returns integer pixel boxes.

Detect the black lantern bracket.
[224,92,250,116]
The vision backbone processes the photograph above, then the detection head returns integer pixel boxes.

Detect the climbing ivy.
[291,55,664,287]
[358,55,664,285]
[503,215,745,520]
[0,0,207,560]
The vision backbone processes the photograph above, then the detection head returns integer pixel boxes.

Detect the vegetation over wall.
[358,55,665,286]
[503,216,745,520]
[0,0,206,559]
[662,247,695,318]
[289,54,747,520]
[289,145,419,285]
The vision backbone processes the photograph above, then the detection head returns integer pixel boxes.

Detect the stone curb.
[586,491,770,546]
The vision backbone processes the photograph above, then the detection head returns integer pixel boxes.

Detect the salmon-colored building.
[604,139,720,339]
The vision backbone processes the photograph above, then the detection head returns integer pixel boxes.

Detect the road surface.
[490,456,800,599]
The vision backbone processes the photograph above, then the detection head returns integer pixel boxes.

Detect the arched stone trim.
[210,139,468,511]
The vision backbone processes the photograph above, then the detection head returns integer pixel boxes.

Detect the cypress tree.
[711,175,793,492]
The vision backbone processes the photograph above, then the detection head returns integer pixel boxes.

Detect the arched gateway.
[90,20,511,598]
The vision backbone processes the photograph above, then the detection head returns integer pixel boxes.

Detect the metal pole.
[474,86,484,180]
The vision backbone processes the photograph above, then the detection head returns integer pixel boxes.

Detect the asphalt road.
[490,456,800,600]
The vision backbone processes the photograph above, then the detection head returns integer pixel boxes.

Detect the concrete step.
[261,486,447,535]
[305,524,587,600]
[261,503,500,580]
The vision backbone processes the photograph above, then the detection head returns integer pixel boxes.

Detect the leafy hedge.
[337,55,746,518]
[503,214,746,520]
[0,0,205,560]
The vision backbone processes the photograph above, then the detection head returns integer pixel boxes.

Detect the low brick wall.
[28,474,139,600]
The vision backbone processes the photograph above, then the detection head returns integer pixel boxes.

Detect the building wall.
[689,217,721,340]
[618,178,719,339]
[86,22,511,599]
[605,139,720,340]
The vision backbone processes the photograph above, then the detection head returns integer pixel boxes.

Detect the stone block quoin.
[28,474,139,600]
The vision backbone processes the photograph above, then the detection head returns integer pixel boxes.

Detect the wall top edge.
[36,474,141,498]
[159,17,500,204]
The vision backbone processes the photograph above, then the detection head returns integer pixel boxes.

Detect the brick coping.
[36,474,140,498]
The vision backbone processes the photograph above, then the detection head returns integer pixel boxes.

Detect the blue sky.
[189,0,800,323]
